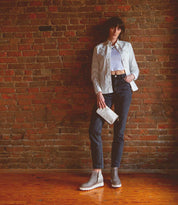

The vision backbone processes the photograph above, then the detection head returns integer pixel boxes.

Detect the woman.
[80,17,139,191]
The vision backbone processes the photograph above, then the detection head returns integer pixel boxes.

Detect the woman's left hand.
[124,74,135,83]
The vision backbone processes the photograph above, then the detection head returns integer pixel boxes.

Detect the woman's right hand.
[97,92,106,109]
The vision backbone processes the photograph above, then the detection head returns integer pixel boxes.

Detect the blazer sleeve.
[91,47,102,94]
[129,43,139,80]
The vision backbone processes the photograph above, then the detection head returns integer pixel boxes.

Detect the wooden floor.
[0,170,177,205]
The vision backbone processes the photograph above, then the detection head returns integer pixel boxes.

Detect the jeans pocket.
[121,78,129,84]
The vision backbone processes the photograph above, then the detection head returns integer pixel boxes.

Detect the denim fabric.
[89,74,132,169]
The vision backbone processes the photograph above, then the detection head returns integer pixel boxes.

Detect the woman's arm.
[91,47,106,108]
[91,47,102,94]
[128,43,139,80]
[97,92,106,109]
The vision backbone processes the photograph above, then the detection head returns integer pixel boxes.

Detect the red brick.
[165,16,174,23]
[0,52,7,57]
[24,70,32,75]
[44,44,56,49]
[25,33,33,38]
[39,50,58,56]
[18,45,31,50]
[49,6,58,12]
[18,99,32,105]
[118,5,131,11]
[95,6,102,11]
[0,44,17,50]
[58,44,71,49]
[1,94,16,100]
[4,77,12,82]
[158,123,176,129]
[157,56,169,62]
[40,87,55,92]
[64,31,76,37]
[5,70,15,75]
[30,1,43,6]
[29,13,37,19]
[22,51,38,56]
[79,37,90,42]
[0,105,8,111]
[43,32,51,38]
[28,88,39,93]
[59,50,75,56]
[0,58,17,63]
[139,135,158,140]
[0,88,15,93]
[32,45,43,50]
[7,51,22,57]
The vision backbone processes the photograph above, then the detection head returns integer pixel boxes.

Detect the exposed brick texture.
[0,0,177,172]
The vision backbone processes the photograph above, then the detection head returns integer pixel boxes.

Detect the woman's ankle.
[93,169,101,173]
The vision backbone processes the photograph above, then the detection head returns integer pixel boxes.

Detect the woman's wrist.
[97,91,102,96]
[131,74,135,80]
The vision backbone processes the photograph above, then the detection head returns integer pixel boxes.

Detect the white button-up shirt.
[91,39,139,94]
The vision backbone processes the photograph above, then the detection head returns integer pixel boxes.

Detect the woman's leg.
[111,82,132,168]
[110,77,132,188]
[89,93,113,169]
[80,93,113,191]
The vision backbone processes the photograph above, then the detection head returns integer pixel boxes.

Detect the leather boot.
[111,167,122,188]
[79,170,104,191]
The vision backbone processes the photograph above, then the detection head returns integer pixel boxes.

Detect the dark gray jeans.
[89,74,132,169]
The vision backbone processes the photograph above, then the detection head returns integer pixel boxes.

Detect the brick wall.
[0,0,177,172]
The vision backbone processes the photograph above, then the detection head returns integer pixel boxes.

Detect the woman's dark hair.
[104,16,125,40]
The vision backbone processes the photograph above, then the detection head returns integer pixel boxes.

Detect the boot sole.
[111,183,122,188]
[79,182,104,191]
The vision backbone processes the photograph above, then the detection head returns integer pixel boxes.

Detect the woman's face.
[108,26,121,40]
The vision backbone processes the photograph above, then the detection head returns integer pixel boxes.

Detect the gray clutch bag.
[96,106,119,124]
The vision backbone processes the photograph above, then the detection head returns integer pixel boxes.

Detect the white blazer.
[91,39,139,94]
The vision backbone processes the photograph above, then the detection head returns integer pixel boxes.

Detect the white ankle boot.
[79,170,104,191]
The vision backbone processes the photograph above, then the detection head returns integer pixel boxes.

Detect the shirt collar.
[106,39,122,51]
